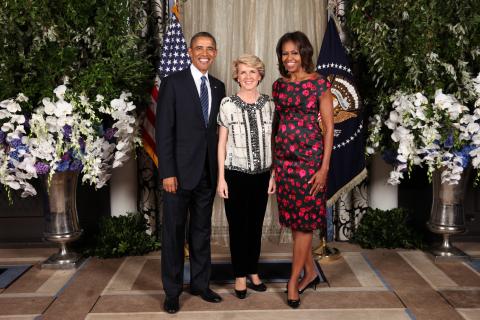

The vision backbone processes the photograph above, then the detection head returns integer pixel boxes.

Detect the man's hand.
[163,177,178,193]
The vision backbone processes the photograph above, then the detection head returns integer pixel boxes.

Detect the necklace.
[237,90,260,104]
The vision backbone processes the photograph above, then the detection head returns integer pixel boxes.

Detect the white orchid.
[0,84,140,197]
[384,76,480,185]
[53,84,67,100]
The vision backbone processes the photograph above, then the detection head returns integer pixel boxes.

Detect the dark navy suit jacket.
[156,68,226,190]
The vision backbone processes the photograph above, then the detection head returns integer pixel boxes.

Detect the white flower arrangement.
[0,84,140,198]
[381,73,480,185]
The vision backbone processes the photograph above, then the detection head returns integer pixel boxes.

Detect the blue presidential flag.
[317,18,367,207]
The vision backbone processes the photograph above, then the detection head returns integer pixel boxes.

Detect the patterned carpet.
[0,242,479,320]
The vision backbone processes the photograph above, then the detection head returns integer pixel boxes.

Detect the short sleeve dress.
[272,76,331,231]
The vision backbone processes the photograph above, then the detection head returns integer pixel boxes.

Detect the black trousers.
[224,170,270,277]
[161,164,214,298]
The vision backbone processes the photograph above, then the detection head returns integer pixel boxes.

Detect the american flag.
[142,13,191,167]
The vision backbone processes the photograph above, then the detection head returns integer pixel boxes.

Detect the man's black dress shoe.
[191,288,222,303]
[163,296,179,314]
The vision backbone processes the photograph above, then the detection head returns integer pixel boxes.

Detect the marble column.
[368,154,398,210]
[110,156,138,217]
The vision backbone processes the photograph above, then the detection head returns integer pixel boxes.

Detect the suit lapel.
[184,69,204,124]
[208,75,219,128]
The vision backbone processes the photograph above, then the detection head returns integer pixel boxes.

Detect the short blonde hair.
[232,54,265,83]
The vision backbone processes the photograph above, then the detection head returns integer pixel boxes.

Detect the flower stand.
[41,171,83,269]
[427,168,470,261]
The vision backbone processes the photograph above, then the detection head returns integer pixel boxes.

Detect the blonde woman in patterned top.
[217,54,276,299]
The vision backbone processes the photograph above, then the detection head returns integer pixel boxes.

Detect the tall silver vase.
[427,168,470,261]
[42,171,83,269]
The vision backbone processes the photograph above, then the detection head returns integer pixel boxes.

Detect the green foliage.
[351,207,424,249]
[0,0,153,111]
[88,213,160,258]
[347,0,480,151]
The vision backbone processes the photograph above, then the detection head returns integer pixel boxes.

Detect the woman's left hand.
[308,169,328,196]
[268,176,276,194]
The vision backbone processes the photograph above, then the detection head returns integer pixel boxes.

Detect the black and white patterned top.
[217,94,274,174]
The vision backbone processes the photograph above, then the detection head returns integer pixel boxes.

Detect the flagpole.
[313,207,341,262]
[313,4,345,262]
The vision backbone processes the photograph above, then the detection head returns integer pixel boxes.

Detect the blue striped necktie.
[200,76,209,127]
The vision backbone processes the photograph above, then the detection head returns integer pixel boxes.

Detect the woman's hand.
[217,178,229,199]
[268,175,276,194]
[308,168,328,196]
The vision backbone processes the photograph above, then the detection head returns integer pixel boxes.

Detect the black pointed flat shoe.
[247,281,267,292]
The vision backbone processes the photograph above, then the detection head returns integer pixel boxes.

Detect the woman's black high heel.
[286,282,300,309]
[298,276,320,294]
[287,297,301,309]
[234,288,247,299]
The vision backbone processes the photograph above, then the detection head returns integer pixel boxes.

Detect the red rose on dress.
[299,169,306,178]
[302,90,309,96]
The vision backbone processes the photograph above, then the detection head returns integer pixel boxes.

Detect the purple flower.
[104,128,117,141]
[24,115,31,130]
[61,151,71,161]
[56,160,70,172]
[9,139,22,148]
[35,162,50,175]
[9,150,19,161]
[63,125,72,141]
[444,133,454,148]
[78,137,86,153]
[455,145,475,168]
[69,159,83,171]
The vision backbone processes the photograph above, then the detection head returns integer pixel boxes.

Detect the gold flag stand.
[313,237,341,262]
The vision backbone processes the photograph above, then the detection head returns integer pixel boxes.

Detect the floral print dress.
[272,76,331,231]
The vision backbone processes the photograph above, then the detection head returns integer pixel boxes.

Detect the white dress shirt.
[190,64,212,118]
